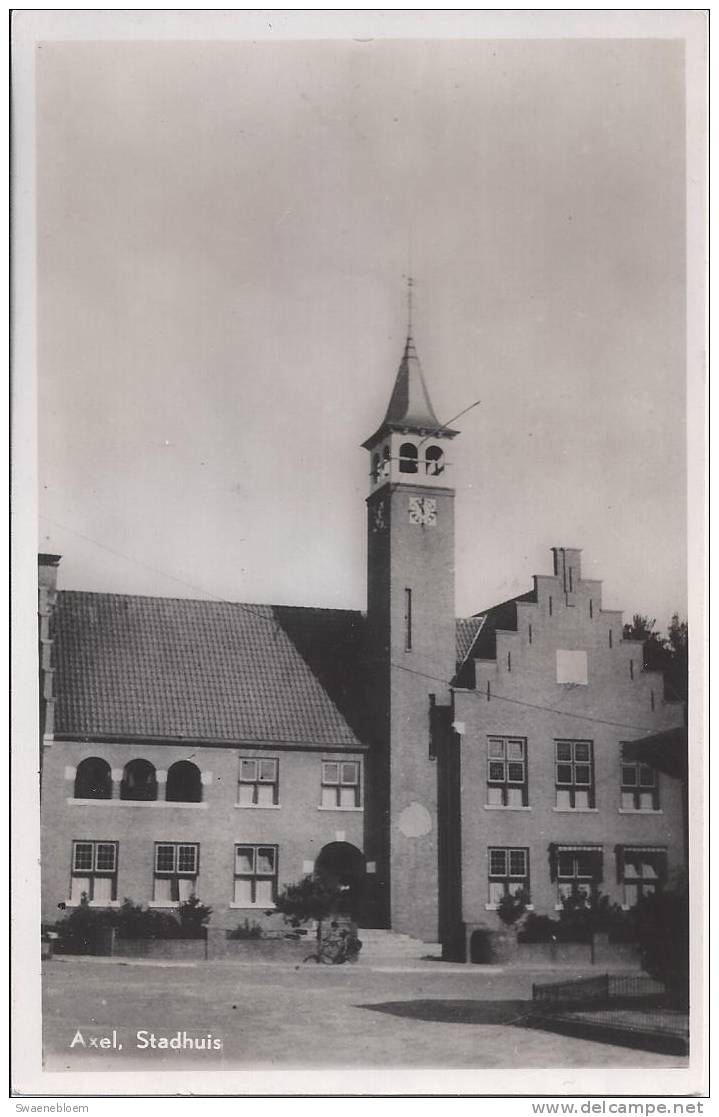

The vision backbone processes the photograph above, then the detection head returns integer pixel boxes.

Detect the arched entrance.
[315,842,365,920]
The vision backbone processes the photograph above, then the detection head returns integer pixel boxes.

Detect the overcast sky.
[37,37,687,632]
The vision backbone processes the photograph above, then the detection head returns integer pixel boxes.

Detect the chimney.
[551,547,582,595]
[38,553,61,596]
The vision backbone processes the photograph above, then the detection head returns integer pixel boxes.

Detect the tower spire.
[406,275,414,338]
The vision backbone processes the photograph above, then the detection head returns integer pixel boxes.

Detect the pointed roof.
[362,335,459,448]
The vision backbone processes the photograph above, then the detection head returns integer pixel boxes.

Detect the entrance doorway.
[315,842,365,920]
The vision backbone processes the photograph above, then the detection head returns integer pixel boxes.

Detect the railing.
[531,973,689,1051]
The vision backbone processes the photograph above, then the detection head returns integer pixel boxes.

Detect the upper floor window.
[371,453,380,483]
[74,757,112,800]
[618,846,667,907]
[398,442,418,474]
[238,758,279,807]
[120,759,157,802]
[70,839,118,904]
[166,760,203,803]
[321,760,360,809]
[234,844,278,907]
[487,737,528,806]
[555,740,594,808]
[621,752,659,811]
[153,842,199,903]
[488,847,529,906]
[425,445,444,476]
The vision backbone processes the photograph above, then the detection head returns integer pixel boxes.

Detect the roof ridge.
[56,589,364,615]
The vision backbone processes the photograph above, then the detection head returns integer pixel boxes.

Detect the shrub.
[496,887,529,927]
[518,913,559,943]
[273,873,347,927]
[50,895,117,953]
[634,887,689,1004]
[228,918,264,940]
[177,895,213,939]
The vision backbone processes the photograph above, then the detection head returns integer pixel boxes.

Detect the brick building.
[39,333,685,946]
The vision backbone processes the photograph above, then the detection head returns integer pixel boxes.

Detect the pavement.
[42,956,689,1073]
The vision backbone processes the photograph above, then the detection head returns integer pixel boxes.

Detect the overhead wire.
[39,512,684,736]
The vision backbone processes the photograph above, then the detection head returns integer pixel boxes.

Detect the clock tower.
[362,330,458,942]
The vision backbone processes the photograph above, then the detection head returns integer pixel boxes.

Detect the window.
[321,760,360,808]
[487,737,528,806]
[238,757,279,806]
[488,847,529,905]
[404,587,412,651]
[398,442,418,474]
[555,740,594,808]
[74,757,112,800]
[425,445,444,476]
[371,453,380,482]
[70,840,118,903]
[234,844,278,906]
[620,752,659,810]
[165,761,203,803]
[153,842,199,902]
[120,759,157,801]
[557,847,602,904]
[619,847,667,907]
[382,445,391,477]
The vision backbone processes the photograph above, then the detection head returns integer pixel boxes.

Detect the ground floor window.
[153,842,199,902]
[556,846,603,904]
[70,840,118,903]
[234,844,278,906]
[619,846,667,907]
[488,847,529,905]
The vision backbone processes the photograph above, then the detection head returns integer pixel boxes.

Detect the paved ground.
[43,957,689,1073]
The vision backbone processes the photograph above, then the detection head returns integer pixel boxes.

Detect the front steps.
[358,927,441,962]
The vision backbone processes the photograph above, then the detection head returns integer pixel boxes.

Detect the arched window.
[166,760,203,803]
[399,442,418,474]
[425,445,444,476]
[74,757,112,800]
[371,453,380,482]
[382,445,391,477]
[120,759,157,802]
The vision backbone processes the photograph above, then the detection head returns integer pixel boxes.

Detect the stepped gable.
[453,587,538,688]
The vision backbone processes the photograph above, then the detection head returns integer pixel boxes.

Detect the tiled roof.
[453,588,538,688]
[52,591,494,745]
[52,593,367,749]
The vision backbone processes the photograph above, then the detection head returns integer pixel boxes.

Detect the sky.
[37,36,688,633]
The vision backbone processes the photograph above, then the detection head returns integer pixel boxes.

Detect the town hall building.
[38,332,685,951]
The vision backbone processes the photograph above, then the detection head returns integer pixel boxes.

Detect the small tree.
[177,895,213,938]
[273,873,346,928]
[496,887,529,927]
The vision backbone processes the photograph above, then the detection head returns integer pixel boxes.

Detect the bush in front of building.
[273,873,348,928]
[47,895,116,954]
[518,894,637,944]
[634,884,689,1005]
[228,918,264,940]
[49,894,213,950]
[496,888,530,926]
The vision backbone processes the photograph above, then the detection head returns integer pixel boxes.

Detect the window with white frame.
[321,760,360,808]
[555,740,594,808]
[234,844,278,907]
[556,847,602,904]
[70,840,118,904]
[238,757,279,806]
[153,842,199,902]
[487,737,528,806]
[619,847,667,907]
[488,847,529,905]
[620,751,659,810]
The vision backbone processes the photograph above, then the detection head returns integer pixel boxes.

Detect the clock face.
[371,501,386,532]
[408,496,437,526]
